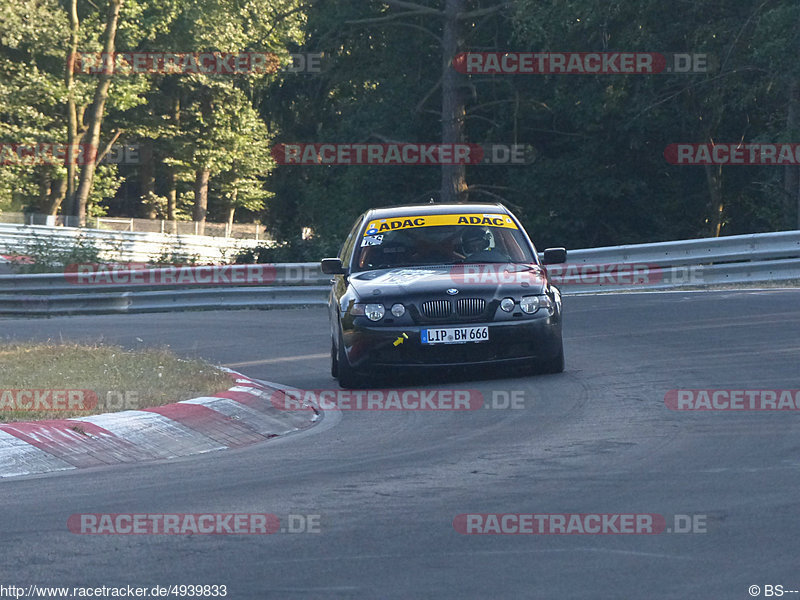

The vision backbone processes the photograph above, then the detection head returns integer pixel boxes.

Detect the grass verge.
[0,343,232,422]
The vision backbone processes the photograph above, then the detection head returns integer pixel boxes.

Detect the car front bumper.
[341,315,562,372]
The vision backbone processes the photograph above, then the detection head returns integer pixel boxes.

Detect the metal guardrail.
[0,264,329,315]
[0,286,330,316]
[0,222,264,265]
[0,230,797,315]
[565,230,800,268]
[553,230,800,293]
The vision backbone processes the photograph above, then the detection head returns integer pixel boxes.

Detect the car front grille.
[419,298,487,319]
[456,298,485,317]
[421,299,451,318]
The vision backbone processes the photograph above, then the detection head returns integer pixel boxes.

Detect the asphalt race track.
[1,290,799,599]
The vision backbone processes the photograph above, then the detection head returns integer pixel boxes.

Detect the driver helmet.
[462,227,491,254]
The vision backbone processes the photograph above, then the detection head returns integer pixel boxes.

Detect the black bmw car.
[321,203,567,388]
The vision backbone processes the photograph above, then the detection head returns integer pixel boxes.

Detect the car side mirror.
[321,257,347,275]
[542,247,567,265]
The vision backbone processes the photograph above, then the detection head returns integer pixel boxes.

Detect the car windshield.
[351,213,536,271]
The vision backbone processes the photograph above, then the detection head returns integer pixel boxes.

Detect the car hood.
[348,263,548,299]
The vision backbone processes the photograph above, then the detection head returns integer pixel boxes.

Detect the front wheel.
[533,343,565,375]
[330,339,338,378]
[336,330,366,389]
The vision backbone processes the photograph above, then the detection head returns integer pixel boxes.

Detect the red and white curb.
[0,369,318,479]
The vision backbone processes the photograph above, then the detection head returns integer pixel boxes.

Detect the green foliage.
[1,0,304,223]
[508,0,799,243]
[234,235,342,264]
[8,233,104,273]
[2,0,799,250]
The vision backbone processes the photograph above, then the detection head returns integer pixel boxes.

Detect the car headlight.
[520,294,554,314]
[391,303,406,317]
[500,297,515,312]
[364,303,385,321]
[350,303,385,321]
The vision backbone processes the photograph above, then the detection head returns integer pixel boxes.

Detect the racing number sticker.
[361,235,384,246]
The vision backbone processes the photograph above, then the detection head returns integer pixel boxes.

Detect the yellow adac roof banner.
[364,214,518,235]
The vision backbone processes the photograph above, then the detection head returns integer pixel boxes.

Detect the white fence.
[0,212,266,240]
[0,222,265,265]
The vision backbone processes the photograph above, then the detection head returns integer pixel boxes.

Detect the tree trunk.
[48,176,68,216]
[37,168,51,213]
[226,188,237,230]
[166,169,178,222]
[63,0,79,216]
[704,163,724,237]
[785,79,800,229]
[73,0,123,226]
[139,140,156,218]
[193,168,210,235]
[440,0,467,204]
[166,94,180,223]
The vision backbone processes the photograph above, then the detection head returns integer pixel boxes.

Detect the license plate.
[421,326,489,345]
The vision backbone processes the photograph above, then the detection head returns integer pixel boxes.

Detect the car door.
[329,215,364,341]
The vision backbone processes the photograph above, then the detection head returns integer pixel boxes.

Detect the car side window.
[339,216,364,267]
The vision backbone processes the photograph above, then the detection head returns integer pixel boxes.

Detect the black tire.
[330,339,338,378]
[336,330,366,389]
[537,342,565,374]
